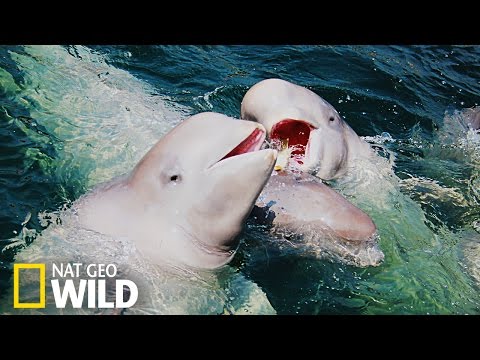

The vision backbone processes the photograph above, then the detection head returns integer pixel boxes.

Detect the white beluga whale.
[1,46,279,314]
[5,46,280,270]
[3,112,278,314]
[241,78,375,181]
[239,78,480,311]
[77,112,277,270]
[240,78,384,266]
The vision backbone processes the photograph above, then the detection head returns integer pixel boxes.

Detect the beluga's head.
[79,112,277,269]
[241,78,362,181]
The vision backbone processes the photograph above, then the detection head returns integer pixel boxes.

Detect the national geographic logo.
[13,263,138,309]
[13,264,46,308]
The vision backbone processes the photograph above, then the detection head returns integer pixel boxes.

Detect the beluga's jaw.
[254,171,383,267]
[77,112,277,270]
[241,78,369,181]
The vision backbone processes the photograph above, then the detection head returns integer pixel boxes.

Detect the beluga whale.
[241,78,376,181]
[76,112,278,270]
[240,78,384,266]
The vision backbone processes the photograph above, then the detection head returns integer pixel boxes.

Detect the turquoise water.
[0,45,479,314]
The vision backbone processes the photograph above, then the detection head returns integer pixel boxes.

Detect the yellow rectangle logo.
[13,263,46,309]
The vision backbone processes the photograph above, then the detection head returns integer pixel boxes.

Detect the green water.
[0,45,479,314]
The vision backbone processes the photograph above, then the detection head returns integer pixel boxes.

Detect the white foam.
[9,45,190,187]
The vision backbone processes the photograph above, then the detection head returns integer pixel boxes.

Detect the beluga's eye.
[329,116,335,122]
[170,175,180,182]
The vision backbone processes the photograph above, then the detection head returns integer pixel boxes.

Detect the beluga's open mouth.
[270,119,316,169]
[218,128,266,162]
